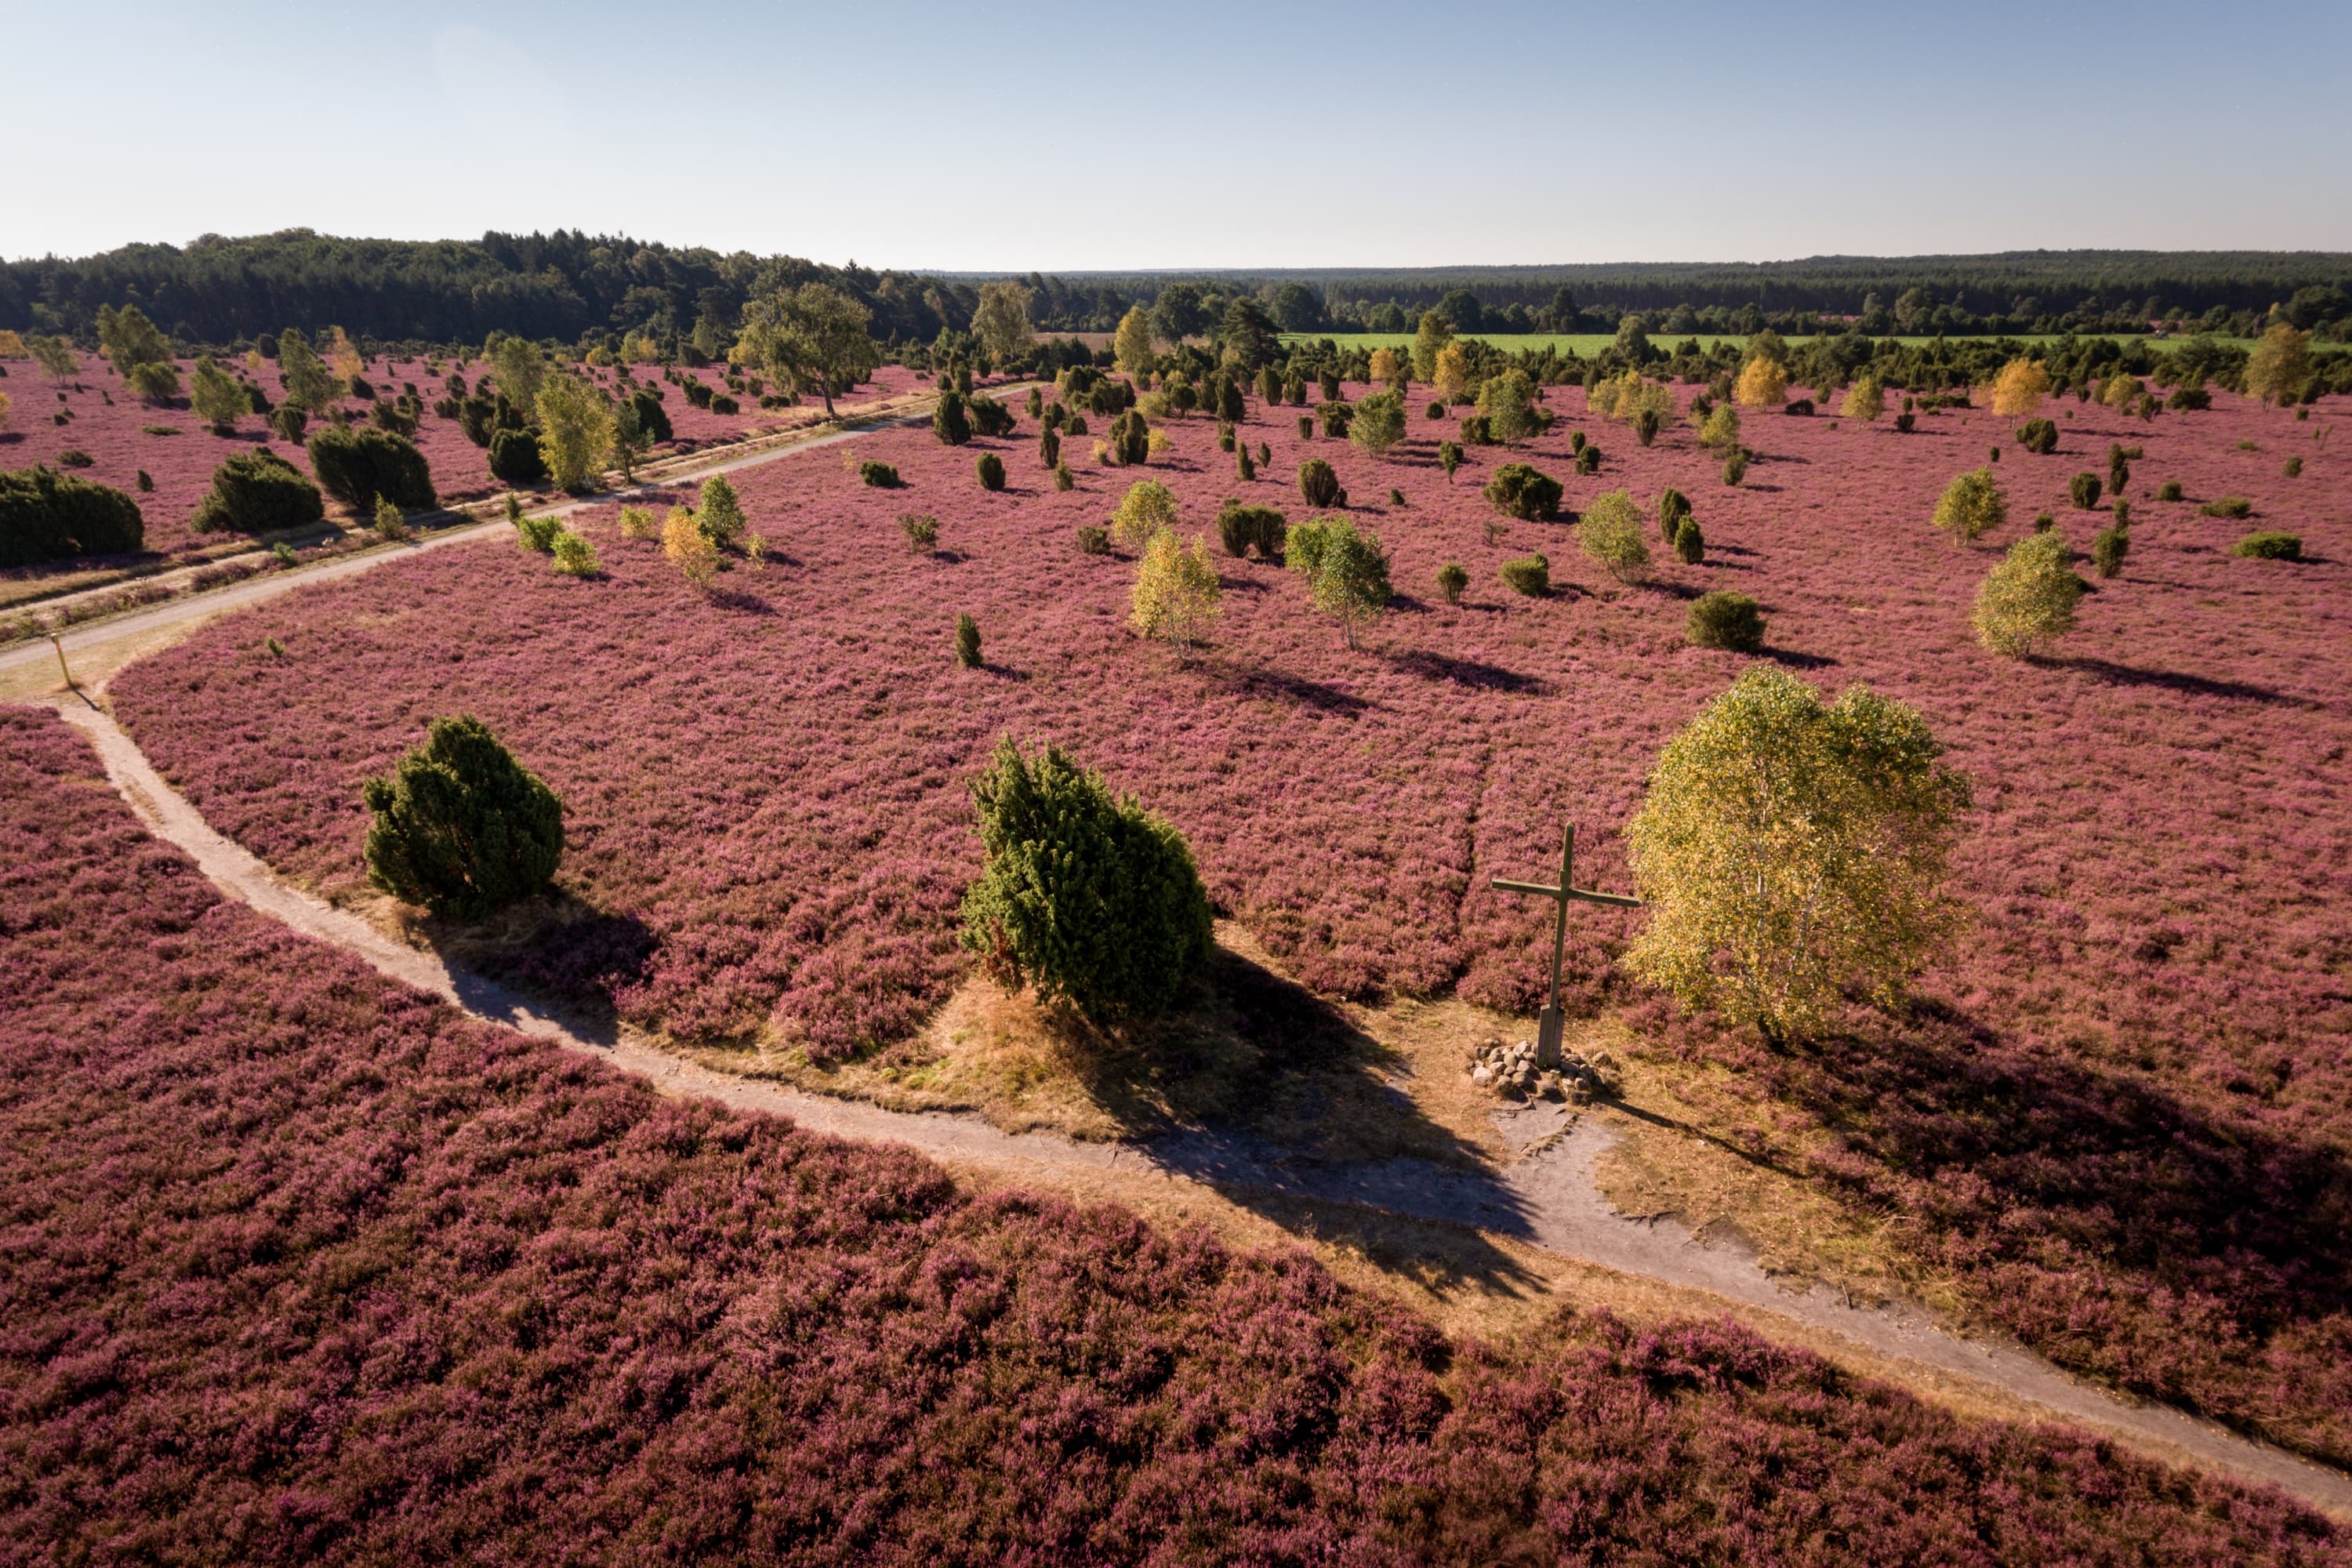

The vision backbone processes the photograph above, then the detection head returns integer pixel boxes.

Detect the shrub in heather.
[1438,440,1463,483]
[1577,489,1650,582]
[1722,448,1749,486]
[2201,496,2253,519]
[933,390,971,445]
[976,452,1006,491]
[1110,408,1151,465]
[2016,418,2059,455]
[1574,443,1602,475]
[959,737,1212,1021]
[514,512,563,553]
[2169,381,2214,411]
[1348,390,1406,455]
[696,474,746,546]
[1686,588,1762,651]
[1974,530,2082,659]
[629,387,673,443]
[1054,462,1076,492]
[2157,479,2183,501]
[709,394,740,416]
[56,448,93,467]
[1989,358,2051,416]
[899,512,940,552]
[860,459,902,488]
[955,612,982,668]
[488,426,547,484]
[2284,456,2303,479]
[1458,413,1494,447]
[0,464,145,565]
[1216,422,1236,453]
[1111,478,1179,550]
[1698,403,1742,450]
[2109,444,2132,495]
[1633,405,1664,447]
[361,715,564,920]
[1839,375,1883,422]
[1624,667,1969,1044]
[663,506,720,586]
[1436,561,1468,603]
[1298,457,1345,509]
[2069,472,2103,510]
[136,469,154,492]
[1894,412,1916,433]
[1658,486,1691,542]
[1483,461,1562,521]
[1128,528,1222,663]
[1236,441,1255,481]
[969,394,1015,437]
[2230,531,2301,561]
[1075,523,1108,554]
[617,505,656,541]
[2092,524,2129,579]
[1426,399,1446,421]
[1933,467,2005,545]
[1215,499,1287,559]
[1038,426,1062,470]
[1476,370,1538,444]
[303,423,435,515]
[550,529,599,575]
[1316,401,1354,440]
[372,496,411,541]
[191,448,324,535]
[1499,553,1550,596]
[1297,415,1313,441]
[1286,516,1392,648]
[1674,516,1706,564]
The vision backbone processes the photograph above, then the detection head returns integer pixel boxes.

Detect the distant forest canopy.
[6,230,2352,354]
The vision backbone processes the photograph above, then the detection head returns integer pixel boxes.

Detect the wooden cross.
[1491,823,1641,1065]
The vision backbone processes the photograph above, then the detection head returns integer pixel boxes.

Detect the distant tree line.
[8,234,2351,360]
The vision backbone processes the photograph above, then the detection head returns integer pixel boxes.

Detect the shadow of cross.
[1491,824,1641,1067]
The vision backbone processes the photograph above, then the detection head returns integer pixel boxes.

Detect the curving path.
[45,696,2352,1519]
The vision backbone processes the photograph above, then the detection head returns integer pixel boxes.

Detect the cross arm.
[1490,877,1563,898]
[1564,887,1642,909]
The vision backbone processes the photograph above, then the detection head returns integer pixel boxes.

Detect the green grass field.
[1283,332,2238,357]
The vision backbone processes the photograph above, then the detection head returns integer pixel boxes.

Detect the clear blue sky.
[8,0,2349,267]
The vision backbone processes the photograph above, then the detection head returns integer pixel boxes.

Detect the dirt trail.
[44,697,2352,1519]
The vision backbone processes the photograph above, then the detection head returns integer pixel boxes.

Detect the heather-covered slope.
[7,706,2348,1563]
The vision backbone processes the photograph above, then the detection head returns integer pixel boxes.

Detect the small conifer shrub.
[2068,472,2102,510]
[955,612,982,668]
[900,512,940,552]
[2229,532,2300,560]
[361,716,564,921]
[1298,458,1345,509]
[976,452,1006,491]
[1436,562,1468,603]
[1686,590,1765,652]
[1674,517,1705,564]
[2200,496,2252,519]
[1076,524,1109,554]
[1498,553,1550,597]
[1483,462,1562,521]
[861,460,902,488]
[2157,480,2183,501]
[2016,418,2059,455]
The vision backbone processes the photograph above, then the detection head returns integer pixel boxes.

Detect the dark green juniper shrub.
[1722,448,1748,486]
[1686,590,1766,651]
[861,460,902,488]
[1498,553,1550,596]
[976,452,1006,492]
[1658,487,1690,541]
[1054,463,1076,492]
[1109,409,1150,465]
[970,395,1015,438]
[362,715,564,921]
[2108,444,2130,496]
[1674,516,1705,564]
[2070,473,2103,510]
[311,425,436,514]
[1215,500,1287,559]
[2285,456,2303,478]
[1570,430,1588,453]
[1436,561,1468,603]
[1438,441,1463,482]
[2201,496,2252,519]
[900,513,939,552]
[1388,486,1406,507]
[191,448,325,534]
[1459,415,1494,447]
[958,738,1212,1021]
[2092,525,2129,578]
[488,427,547,485]
[1574,444,1602,475]
[1634,406,1664,447]
[1075,524,1108,553]
[1893,412,1915,433]
[934,390,972,445]
[1297,415,1314,441]
[1298,458,1345,508]
[135,469,154,492]
[2158,480,2183,501]
[1236,444,1255,481]
[955,612,982,668]
[1217,423,1236,453]
[2016,419,2059,455]
[1317,401,1353,438]
[1483,462,1562,521]
[1039,428,1061,470]
[0,464,144,565]
[1426,400,1446,421]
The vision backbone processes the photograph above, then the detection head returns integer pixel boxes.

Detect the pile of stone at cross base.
[1467,1036,1621,1104]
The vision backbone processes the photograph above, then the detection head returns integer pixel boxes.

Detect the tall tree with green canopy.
[2244,323,2313,408]
[96,303,172,379]
[1623,668,1970,1044]
[1286,516,1392,648]
[1411,310,1453,383]
[188,356,247,434]
[535,371,616,491]
[487,333,547,415]
[275,327,343,412]
[970,281,1035,365]
[1218,299,1279,370]
[1112,306,1155,375]
[736,282,877,416]
[1150,282,1208,347]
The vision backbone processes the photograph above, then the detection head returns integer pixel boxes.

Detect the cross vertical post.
[1491,822,1642,1068]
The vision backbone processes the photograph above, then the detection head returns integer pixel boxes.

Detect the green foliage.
[2284,456,2303,479]
[1577,488,1650,581]
[268,404,309,444]
[1483,461,1562,521]
[1573,443,1602,475]
[0,464,144,566]
[189,356,248,432]
[957,739,1212,1022]
[1973,530,2082,658]
[191,448,324,535]
[696,475,746,546]
[1075,524,1108,553]
[488,427,547,484]
[1475,370,1538,444]
[362,716,564,922]
[1348,390,1406,455]
[2091,525,2129,579]
[2230,531,2302,560]
[734,281,877,416]
[955,612,982,668]
[1286,516,1392,648]
[1054,463,1076,492]
[1436,561,1468,604]
[860,460,902,488]
[550,529,599,575]
[976,452,1006,491]
[970,394,1015,438]
[1673,516,1705,564]
[1039,426,1062,470]
[1932,467,2005,545]
[901,512,940,552]
[1721,448,1748,486]
[1437,440,1463,482]
[1697,403,1742,450]
[2016,418,2058,455]
[372,496,410,540]
[1317,401,1355,439]
[1109,408,1151,465]
[1214,499,1287,559]
[1658,486,1691,541]
[308,425,435,514]
[1498,553,1550,597]
[1686,590,1763,651]
[2107,443,2131,495]
[934,390,972,445]
[514,513,563,553]
[2157,479,2183,501]
[1624,669,1969,1044]
[1111,479,1180,550]
[1297,458,1345,509]
[2201,495,2252,519]
[2068,471,2102,510]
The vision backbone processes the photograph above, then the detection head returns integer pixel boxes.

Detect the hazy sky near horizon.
[7,0,2349,268]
